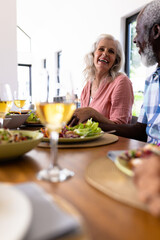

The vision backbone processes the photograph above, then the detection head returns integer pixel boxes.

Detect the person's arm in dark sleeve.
[99,122,147,142]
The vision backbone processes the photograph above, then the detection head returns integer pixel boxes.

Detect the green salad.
[26,111,40,123]
[66,118,102,137]
[0,129,32,144]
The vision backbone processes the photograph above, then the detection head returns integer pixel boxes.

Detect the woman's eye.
[109,49,115,54]
[98,47,104,51]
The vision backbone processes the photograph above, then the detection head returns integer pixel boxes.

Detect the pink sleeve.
[110,75,134,124]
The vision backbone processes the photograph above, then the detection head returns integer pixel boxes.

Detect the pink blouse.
[80,74,134,124]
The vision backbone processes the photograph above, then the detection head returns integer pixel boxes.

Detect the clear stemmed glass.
[36,86,76,182]
[14,90,27,113]
[0,83,13,128]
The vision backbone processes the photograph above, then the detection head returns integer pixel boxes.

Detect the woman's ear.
[151,24,160,40]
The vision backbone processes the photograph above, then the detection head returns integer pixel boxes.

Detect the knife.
[107,150,125,162]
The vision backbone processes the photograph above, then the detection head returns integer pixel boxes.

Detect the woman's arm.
[68,107,147,142]
[68,107,114,125]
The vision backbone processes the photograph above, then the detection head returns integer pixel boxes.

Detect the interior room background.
[1,0,154,114]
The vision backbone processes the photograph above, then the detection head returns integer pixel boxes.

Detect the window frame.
[56,51,62,96]
[18,64,32,102]
[125,12,139,77]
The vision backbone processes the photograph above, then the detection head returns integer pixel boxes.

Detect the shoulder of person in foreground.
[134,153,160,217]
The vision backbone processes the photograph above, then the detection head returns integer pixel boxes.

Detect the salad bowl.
[3,118,12,128]
[5,113,30,129]
[0,130,43,161]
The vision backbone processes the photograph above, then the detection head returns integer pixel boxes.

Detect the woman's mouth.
[98,58,109,64]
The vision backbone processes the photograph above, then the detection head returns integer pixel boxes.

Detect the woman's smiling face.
[93,38,117,75]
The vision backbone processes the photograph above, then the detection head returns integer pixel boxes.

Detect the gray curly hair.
[83,34,124,82]
[139,0,160,42]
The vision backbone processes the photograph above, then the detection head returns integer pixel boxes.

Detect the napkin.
[15,182,80,240]
[107,150,125,162]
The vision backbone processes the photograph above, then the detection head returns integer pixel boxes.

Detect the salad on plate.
[25,111,41,124]
[41,119,103,142]
[115,144,160,176]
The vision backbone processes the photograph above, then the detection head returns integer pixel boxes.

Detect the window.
[125,13,157,117]
[17,26,32,105]
[57,51,62,96]
[17,64,32,101]
[125,13,139,77]
[125,13,144,117]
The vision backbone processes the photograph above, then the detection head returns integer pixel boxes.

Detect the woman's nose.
[103,50,108,56]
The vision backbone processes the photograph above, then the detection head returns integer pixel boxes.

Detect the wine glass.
[14,90,27,113]
[0,83,13,128]
[36,84,76,182]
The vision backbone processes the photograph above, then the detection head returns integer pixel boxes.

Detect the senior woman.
[70,34,134,126]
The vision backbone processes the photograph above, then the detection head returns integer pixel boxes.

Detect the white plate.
[0,184,32,240]
[115,152,134,177]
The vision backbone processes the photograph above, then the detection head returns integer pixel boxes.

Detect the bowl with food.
[0,129,43,161]
[5,112,30,129]
[3,118,12,128]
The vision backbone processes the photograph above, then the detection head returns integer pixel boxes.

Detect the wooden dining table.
[0,134,160,240]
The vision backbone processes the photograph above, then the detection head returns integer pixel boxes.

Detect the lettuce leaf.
[66,118,102,137]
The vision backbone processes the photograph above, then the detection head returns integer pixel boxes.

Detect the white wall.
[0,0,17,93]
[16,0,152,100]
[1,0,152,101]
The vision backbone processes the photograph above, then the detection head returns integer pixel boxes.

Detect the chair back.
[131,116,138,124]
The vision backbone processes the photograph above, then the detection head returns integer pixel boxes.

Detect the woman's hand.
[68,107,113,126]
[134,155,160,217]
